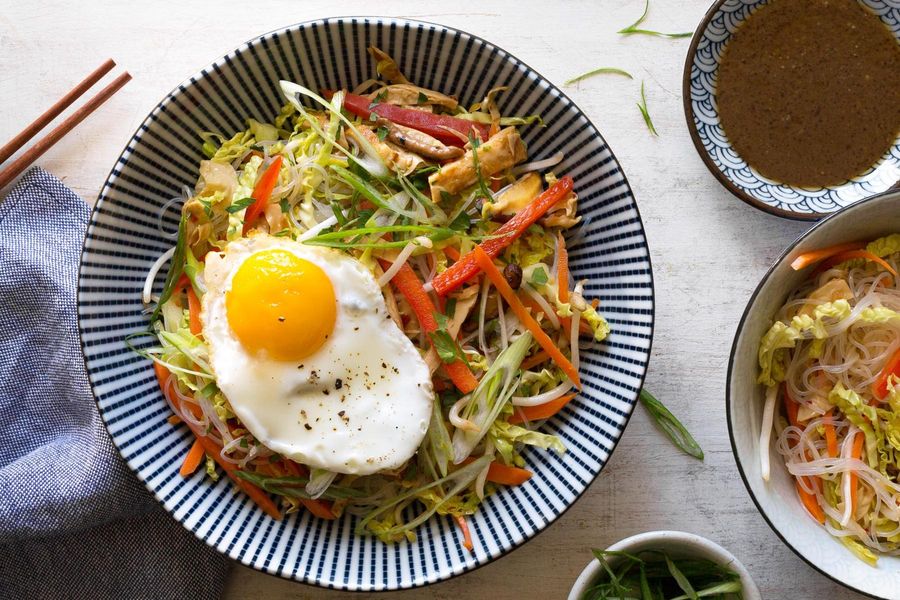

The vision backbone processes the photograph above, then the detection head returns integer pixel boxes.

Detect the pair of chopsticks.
[0,59,131,189]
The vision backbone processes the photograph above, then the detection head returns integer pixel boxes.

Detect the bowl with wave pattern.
[77,17,655,591]
[683,0,900,221]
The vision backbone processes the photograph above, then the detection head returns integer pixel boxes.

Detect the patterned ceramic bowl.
[77,18,655,591]
[728,189,900,599]
[683,0,900,221]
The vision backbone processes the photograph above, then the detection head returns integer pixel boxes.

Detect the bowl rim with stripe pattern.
[77,16,655,590]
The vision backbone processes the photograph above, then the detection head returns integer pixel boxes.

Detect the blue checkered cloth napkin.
[0,168,229,599]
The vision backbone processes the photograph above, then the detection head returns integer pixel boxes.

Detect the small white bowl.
[568,530,760,600]
[728,189,900,599]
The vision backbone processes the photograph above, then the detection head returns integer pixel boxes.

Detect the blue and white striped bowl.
[77,18,655,591]
[684,0,900,221]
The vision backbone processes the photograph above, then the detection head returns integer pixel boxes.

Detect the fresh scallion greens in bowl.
[582,548,743,600]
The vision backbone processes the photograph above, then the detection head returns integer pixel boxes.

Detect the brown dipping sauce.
[716,0,900,187]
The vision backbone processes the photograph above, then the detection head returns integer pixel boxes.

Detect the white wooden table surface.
[0,1,868,598]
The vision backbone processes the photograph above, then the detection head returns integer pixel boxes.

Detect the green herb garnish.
[226,197,255,214]
[618,0,692,38]
[417,91,428,104]
[639,389,703,459]
[584,548,742,600]
[531,266,549,286]
[376,126,390,141]
[637,81,658,137]
[429,313,466,364]
[565,68,633,86]
[151,211,189,322]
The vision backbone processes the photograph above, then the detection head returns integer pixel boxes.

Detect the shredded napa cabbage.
[758,300,852,386]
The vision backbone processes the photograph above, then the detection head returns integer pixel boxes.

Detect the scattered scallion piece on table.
[640,389,704,460]
[636,81,658,137]
[618,0,692,38]
[565,68,634,86]
[583,548,743,600]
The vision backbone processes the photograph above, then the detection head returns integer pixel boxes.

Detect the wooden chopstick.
[0,59,116,164]
[0,70,131,190]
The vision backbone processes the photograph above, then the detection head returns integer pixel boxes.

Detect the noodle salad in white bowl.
[728,188,900,600]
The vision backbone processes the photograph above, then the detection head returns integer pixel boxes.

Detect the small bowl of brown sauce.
[684,0,900,220]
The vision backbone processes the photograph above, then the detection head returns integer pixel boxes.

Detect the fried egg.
[201,234,433,475]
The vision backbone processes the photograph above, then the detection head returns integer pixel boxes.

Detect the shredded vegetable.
[757,234,900,564]
[134,46,611,547]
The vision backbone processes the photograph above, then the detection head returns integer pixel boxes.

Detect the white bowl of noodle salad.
[728,188,900,600]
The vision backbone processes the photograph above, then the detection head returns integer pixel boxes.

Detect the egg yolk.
[225,249,336,361]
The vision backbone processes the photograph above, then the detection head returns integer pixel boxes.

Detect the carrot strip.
[521,350,550,371]
[242,155,284,235]
[824,410,838,458]
[510,393,577,425]
[557,234,571,332]
[474,247,581,388]
[443,245,461,262]
[796,479,825,524]
[816,249,898,277]
[518,294,547,320]
[154,364,282,520]
[461,457,534,486]
[790,241,865,270]
[186,285,202,335]
[167,414,182,425]
[486,462,533,486]
[849,432,865,515]
[380,259,478,394]
[456,515,474,552]
[432,176,575,296]
[179,439,205,477]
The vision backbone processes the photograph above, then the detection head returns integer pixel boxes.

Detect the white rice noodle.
[512,379,574,407]
[497,294,508,351]
[157,195,184,239]
[570,308,582,375]
[378,237,433,287]
[449,396,479,432]
[197,392,233,447]
[142,247,176,304]
[478,277,491,358]
[759,385,778,482]
[219,436,246,466]
[841,427,861,526]
[520,283,560,329]
[512,152,564,176]
[297,215,339,241]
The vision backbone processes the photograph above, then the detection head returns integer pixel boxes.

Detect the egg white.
[202,234,433,475]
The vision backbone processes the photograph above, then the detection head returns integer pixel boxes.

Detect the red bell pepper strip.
[242,155,284,235]
[874,347,900,400]
[431,176,574,296]
[340,92,489,147]
[379,259,478,394]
